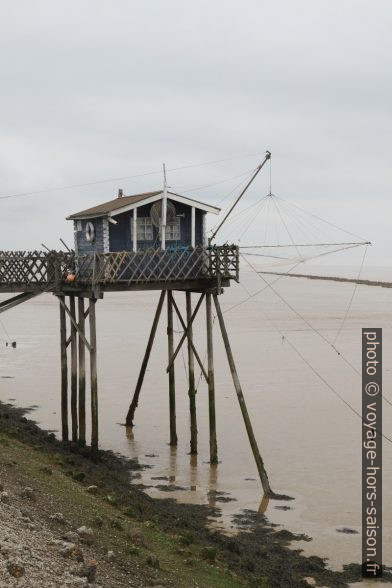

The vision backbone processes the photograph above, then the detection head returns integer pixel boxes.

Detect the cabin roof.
[67,190,220,220]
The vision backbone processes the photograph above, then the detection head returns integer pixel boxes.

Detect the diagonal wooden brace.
[66,306,90,347]
[58,296,92,352]
[168,294,209,383]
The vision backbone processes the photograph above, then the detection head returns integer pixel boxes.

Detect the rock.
[0,491,10,503]
[60,543,84,561]
[6,558,25,578]
[73,472,86,482]
[105,550,115,562]
[77,526,95,545]
[87,485,98,494]
[127,529,145,545]
[77,559,97,582]
[200,546,216,561]
[146,554,160,569]
[21,487,36,501]
[50,512,68,525]
[63,531,79,544]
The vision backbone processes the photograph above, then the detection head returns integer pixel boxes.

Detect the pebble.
[6,557,25,578]
[146,554,160,569]
[127,529,145,545]
[0,491,10,504]
[77,526,95,545]
[63,531,80,544]
[20,487,36,501]
[105,550,115,562]
[77,559,97,582]
[87,485,98,494]
[50,512,69,525]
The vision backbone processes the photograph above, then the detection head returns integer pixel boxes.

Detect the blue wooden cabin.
[67,189,220,255]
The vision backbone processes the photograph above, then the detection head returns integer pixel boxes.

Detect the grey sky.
[0,0,391,265]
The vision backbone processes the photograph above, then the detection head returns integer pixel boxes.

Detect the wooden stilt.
[125,291,166,426]
[206,293,218,464]
[186,291,197,454]
[89,298,98,452]
[213,293,272,496]
[69,295,78,442]
[167,291,177,446]
[78,297,86,446]
[59,296,68,442]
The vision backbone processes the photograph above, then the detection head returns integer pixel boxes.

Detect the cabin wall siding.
[108,199,205,251]
[74,218,105,254]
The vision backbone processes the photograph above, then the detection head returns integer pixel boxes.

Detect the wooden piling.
[213,293,272,496]
[186,291,197,454]
[89,298,98,452]
[78,297,86,446]
[69,295,78,442]
[206,293,218,464]
[126,291,166,426]
[59,296,68,442]
[167,291,177,446]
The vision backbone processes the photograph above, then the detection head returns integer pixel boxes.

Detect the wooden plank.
[89,298,98,451]
[206,293,218,464]
[125,291,166,426]
[59,296,68,442]
[166,293,205,373]
[167,291,177,446]
[186,292,197,454]
[213,293,272,496]
[70,295,78,442]
[58,296,91,352]
[170,295,209,383]
[0,291,40,314]
[66,306,90,347]
[78,297,86,446]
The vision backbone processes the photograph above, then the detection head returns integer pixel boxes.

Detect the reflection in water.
[169,445,177,483]
[208,464,218,508]
[190,453,198,491]
[258,494,270,514]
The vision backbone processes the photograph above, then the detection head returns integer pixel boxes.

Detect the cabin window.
[130,217,153,241]
[165,218,181,241]
[76,220,82,231]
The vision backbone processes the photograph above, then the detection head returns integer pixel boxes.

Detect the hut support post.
[167,290,177,446]
[69,295,78,442]
[78,297,86,446]
[213,293,272,496]
[186,292,197,454]
[89,298,98,452]
[59,296,68,442]
[125,291,166,426]
[206,293,218,464]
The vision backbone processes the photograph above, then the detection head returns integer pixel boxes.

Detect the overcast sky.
[0,0,391,266]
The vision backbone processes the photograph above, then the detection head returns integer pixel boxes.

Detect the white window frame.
[130,217,153,241]
[165,217,181,241]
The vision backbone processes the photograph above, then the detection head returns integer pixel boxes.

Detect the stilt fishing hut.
[0,153,276,497]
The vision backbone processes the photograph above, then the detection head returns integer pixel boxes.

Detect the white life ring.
[86,221,95,243]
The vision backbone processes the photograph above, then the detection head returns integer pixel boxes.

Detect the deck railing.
[0,245,239,290]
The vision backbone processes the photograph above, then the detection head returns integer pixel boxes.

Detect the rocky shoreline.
[0,400,389,587]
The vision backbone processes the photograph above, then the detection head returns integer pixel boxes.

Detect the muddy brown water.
[0,264,391,585]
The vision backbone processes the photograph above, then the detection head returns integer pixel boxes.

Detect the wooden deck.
[0,245,239,294]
